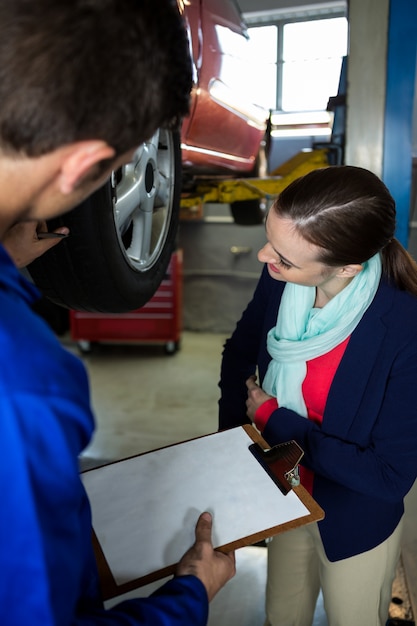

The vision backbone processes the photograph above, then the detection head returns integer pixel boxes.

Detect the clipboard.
[82,424,324,600]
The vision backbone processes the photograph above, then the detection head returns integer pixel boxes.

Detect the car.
[28,0,269,313]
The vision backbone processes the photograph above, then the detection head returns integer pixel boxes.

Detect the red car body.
[180,0,268,176]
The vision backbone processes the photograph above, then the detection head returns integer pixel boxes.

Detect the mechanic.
[0,1,235,625]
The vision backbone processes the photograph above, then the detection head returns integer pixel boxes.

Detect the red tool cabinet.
[69,250,183,354]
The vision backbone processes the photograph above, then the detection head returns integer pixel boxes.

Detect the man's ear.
[337,264,363,278]
[58,141,116,194]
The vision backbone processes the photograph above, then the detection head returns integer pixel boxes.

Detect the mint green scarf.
[262,253,382,417]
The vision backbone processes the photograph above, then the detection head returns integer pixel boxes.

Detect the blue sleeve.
[218,266,282,430]
[0,310,208,626]
[0,392,209,626]
[77,576,208,626]
[0,256,210,626]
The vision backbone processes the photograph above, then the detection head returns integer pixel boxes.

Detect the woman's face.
[258,209,338,288]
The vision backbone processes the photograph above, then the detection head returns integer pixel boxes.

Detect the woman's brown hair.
[273,165,417,296]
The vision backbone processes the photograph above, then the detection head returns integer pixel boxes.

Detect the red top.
[254,336,350,493]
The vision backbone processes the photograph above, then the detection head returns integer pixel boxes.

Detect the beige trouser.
[264,519,403,626]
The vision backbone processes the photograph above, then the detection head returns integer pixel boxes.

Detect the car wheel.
[230,121,270,226]
[230,198,267,226]
[28,129,181,313]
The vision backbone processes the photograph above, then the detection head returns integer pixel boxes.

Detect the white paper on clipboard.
[82,426,310,586]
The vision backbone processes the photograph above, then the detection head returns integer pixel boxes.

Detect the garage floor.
[63,331,415,625]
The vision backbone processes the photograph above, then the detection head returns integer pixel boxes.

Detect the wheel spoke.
[113,141,154,232]
[155,170,170,207]
[128,210,153,263]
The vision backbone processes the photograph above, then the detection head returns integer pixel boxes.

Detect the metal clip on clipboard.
[249,440,304,495]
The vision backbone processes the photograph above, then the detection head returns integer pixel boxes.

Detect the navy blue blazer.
[219,265,417,561]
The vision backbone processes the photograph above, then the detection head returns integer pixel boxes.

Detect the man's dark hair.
[0,0,192,157]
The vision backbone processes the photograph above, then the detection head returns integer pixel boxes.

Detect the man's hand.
[2,221,69,268]
[245,375,274,421]
[176,512,236,601]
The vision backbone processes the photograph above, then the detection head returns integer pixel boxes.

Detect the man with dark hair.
[0,1,235,624]
[0,0,191,156]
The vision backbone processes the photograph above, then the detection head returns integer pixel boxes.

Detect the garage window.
[246,13,348,113]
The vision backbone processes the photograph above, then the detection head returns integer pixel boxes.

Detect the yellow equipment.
[180,148,329,219]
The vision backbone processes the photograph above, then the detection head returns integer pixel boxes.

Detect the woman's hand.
[245,375,274,422]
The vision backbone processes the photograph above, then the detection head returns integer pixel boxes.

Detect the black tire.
[28,129,181,313]
[230,198,267,226]
[230,121,270,226]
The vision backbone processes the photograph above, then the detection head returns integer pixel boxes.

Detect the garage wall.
[178,207,266,334]
[344,0,389,177]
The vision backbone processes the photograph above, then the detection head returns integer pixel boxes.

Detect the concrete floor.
[62,330,416,625]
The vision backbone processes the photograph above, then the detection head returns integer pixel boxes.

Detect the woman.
[218,165,417,626]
